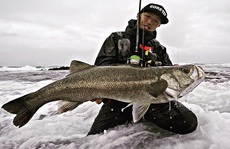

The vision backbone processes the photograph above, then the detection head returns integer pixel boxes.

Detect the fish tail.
[2,93,38,127]
[56,100,83,114]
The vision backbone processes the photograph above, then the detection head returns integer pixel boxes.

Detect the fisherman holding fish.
[88,3,198,135]
[2,3,203,135]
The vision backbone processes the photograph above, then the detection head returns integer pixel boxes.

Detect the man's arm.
[95,33,118,66]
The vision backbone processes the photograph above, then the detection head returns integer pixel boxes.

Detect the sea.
[0,64,230,149]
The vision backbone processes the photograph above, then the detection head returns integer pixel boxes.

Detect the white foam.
[0,66,229,149]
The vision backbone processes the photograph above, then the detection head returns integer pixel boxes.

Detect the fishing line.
[141,27,145,67]
[175,43,181,107]
[169,52,180,110]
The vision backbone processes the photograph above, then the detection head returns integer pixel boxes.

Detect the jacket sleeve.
[146,39,173,66]
[94,33,119,66]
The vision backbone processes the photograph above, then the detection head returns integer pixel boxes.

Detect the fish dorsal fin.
[147,79,168,97]
[132,103,150,123]
[69,60,93,73]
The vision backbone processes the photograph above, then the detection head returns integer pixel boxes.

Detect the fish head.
[160,65,205,99]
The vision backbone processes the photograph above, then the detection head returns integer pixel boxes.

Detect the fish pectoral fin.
[147,79,168,97]
[132,103,150,123]
[69,60,93,74]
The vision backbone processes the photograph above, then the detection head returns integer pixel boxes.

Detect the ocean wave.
[0,65,43,71]
[0,65,69,71]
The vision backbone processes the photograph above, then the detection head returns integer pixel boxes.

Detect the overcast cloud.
[0,0,229,66]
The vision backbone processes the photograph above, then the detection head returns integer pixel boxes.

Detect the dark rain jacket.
[95,19,172,66]
[89,20,175,132]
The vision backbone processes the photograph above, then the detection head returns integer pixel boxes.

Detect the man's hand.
[91,98,102,104]
[174,64,179,66]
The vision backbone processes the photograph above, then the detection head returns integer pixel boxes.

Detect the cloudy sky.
[0,0,229,66]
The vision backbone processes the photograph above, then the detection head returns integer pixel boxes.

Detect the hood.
[125,19,157,41]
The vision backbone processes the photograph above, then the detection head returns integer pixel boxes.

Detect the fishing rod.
[134,0,154,67]
[128,0,143,65]
[130,0,158,67]
[135,0,142,54]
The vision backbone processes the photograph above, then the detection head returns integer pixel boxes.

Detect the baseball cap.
[140,3,169,24]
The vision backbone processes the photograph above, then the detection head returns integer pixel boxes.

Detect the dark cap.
[140,3,169,24]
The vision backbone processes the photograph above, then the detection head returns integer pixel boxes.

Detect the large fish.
[2,60,205,127]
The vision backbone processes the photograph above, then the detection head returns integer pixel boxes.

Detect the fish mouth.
[164,65,205,99]
[179,65,205,97]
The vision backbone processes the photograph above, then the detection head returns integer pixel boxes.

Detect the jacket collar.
[125,19,157,40]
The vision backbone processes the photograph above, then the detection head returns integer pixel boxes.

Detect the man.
[88,3,198,135]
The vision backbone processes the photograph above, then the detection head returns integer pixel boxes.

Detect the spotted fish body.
[2,60,205,127]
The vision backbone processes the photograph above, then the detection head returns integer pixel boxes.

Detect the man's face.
[138,12,161,32]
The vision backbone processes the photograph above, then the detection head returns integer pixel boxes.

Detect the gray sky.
[0,0,230,66]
